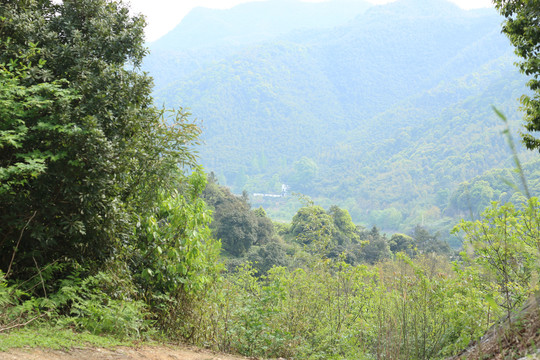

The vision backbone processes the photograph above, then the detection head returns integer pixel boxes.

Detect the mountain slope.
[143,0,530,235]
[150,0,372,51]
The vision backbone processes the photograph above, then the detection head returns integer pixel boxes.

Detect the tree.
[454,199,540,323]
[291,206,335,244]
[0,47,78,199]
[0,0,201,279]
[202,176,276,256]
[247,242,289,275]
[287,156,319,192]
[360,226,391,264]
[388,233,416,257]
[133,171,222,335]
[412,225,451,256]
[494,0,540,151]
[254,210,276,246]
[214,201,258,256]
[327,205,362,246]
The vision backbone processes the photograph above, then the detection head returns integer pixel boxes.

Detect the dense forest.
[144,0,540,242]
[2,0,540,359]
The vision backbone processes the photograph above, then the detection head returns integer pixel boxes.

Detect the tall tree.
[0,0,200,278]
[494,0,540,151]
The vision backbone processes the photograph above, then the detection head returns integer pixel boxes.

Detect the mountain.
[143,0,533,238]
[150,0,372,51]
[145,0,372,100]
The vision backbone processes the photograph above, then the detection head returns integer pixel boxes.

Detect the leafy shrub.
[454,197,540,324]
[52,272,151,339]
[132,170,223,338]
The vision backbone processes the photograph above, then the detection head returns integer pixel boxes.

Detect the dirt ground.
[1,345,254,360]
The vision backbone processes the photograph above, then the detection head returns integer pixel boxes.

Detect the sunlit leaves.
[134,170,222,334]
[494,0,540,151]
[454,198,540,318]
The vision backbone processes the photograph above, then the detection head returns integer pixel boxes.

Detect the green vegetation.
[0,0,219,342]
[0,325,130,351]
[455,198,540,324]
[2,0,540,359]
[0,0,202,278]
[144,0,535,240]
[176,192,539,359]
[203,177,451,271]
[494,0,540,151]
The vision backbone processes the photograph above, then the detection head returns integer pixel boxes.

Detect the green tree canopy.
[494,0,540,151]
[360,226,391,264]
[0,0,201,278]
[327,205,362,245]
[290,205,335,244]
[412,225,451,256]
[388,233,416,257]
[202,175,276,256]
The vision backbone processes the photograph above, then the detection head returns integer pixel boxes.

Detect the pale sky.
[127,0,494,42]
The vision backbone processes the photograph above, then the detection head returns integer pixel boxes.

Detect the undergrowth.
[0,268,154,347]
[0,325,130,352]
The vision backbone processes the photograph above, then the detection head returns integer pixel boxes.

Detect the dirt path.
[1,345,254,360]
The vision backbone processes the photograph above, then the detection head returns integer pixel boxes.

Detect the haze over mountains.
[143,0,536,240]
[150,0,372,51]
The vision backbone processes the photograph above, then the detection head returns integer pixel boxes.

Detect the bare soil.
[1,345,254,360]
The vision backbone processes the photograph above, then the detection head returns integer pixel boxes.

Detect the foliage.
[52,272,151,338]
[131,171,222,337]
[0,0,201,280]
[274,204,451,267]
[0,266,150,339]
[145,0,525,240]
[0,172,222,341]
[358,226,391,265]
[0,50,78,198]
[0,0,223,345]
[187,254,496,360]
[494,0,540,151]
[388,233,416,257]
[246,242,290,276]
[286,157,319,192]
[448,159,540,216]
[411,225,451,256]
[291,206,335,247]
[328,205,363,246]
[454,198,540,322]
[202,175,277,256]
[2,1,539,358]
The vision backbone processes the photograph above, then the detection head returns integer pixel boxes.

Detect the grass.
[0,323,133,352]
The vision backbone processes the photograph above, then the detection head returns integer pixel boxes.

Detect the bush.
[53,272,151,339]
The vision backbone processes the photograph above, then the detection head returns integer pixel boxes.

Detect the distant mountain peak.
[150,0,371,50]
[366,0,462,18]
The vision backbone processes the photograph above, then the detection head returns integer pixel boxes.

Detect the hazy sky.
[128,0,494,42]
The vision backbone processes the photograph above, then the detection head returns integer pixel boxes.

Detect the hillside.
[448,296,540,359]
[150,0,372,51]
[143,0,530,236]
[6,2,540,360]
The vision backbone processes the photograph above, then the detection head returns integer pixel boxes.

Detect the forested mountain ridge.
[145,0,371,94]
[150,0,372,51]
[143,0,531,236]
[326,55,530,225]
